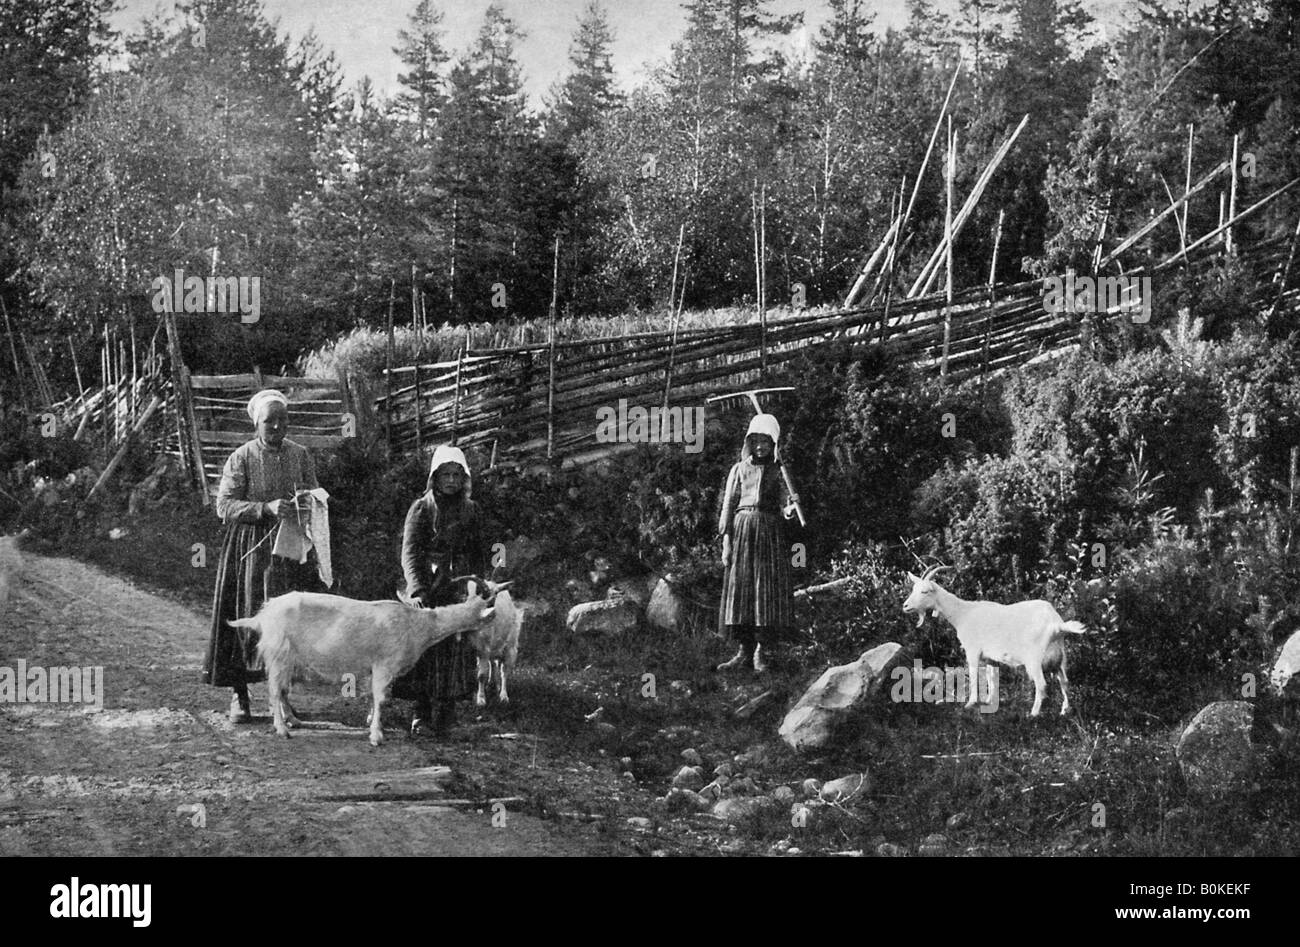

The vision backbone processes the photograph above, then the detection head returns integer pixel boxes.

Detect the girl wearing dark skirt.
[203,390,322,722]
[392,445,487,735]
[717,413,799,673]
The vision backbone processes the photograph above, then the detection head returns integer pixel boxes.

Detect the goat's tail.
[227,617,259,633]
[1058,620,1087,635]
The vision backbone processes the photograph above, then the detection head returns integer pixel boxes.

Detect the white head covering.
[247,389,289,424]
[741,413,781,462]
[427,444,472,499]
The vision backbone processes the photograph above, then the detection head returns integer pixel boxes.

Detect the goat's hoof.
[285,716,301,729]
[369,732,384,747]
[475,696,487,708]
[275,727,292,739]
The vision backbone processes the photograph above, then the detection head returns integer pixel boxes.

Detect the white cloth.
[247,389,289,423]
[741,413,782,461]
[428,444,471,478]
[271,487,332,587]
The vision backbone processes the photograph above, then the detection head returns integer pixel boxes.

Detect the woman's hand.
[721,534,731,567]
[266,497,306,521]
[784,494,801,520]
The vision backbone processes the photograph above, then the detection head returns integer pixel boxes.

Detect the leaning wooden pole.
[941,118,955,380]
[0,297,28,410]
[982,208,1004,392]
[385,276,396,451]
[546,233,560,461]
[1227,133,1240,257]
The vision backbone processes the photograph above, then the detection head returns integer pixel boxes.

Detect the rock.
[729,776,759,796]
[1176,701,1255,798]
[626,817,653,831]
[594,721,617,736]
[1164,807,1193,830]
[564,578,595,603]
[621,771,636,782]
[713,762,734,779]
[619,756,633,768]
[819,772,870,803]
[650,849,667,857]
[734,690,777,720]
[566,598,639,635]
[876,842,907,857]
[946,812,970,830]
[773,785,796,805]
[1270,630,1300,700]
[712,796,777,824]
[699,780,723,802]
[607,575,655,608]
[663,787,711,813]
[671,765,705,791]
[646,578,686,633]
[801,778,823,799]
[734,745,772,769]
[779,643,904,750]
[918,833,949,857]
[681,748,703,767]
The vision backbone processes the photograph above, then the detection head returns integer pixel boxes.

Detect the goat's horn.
[921,565,947,581]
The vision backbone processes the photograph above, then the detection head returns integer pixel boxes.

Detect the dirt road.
[0,538,607,856]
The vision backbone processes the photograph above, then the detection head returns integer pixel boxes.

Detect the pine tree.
[393,0,449,143]
[546,0,622,143]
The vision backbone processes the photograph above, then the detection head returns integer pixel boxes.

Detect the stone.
[734,745,772,769]
[729,776,759,796]
[1270,630,1300,700]
[773,785,796,805]
[608,574,656,608]
[713,762,734,779]
[699,780,723,802]
[646,578,685,632]
[566,598,639,635]
[819,772,870,803]
[681,748,703,767]
[801,778,823,799]
[876,842,907,857]
[671,765,704,791]
[712,796,778,824]
[626,817,653,831]
[500,535,544,576]
[946,812,970,830]
[918,833,949,857]
[663,787,711,814]
[1176,701,1255,799]
[779,643,904,750]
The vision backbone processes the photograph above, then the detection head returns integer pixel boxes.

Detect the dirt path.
[0,538,606,856]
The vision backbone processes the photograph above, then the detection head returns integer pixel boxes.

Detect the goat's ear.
[906,572,921,584]
[480,606,495,621]
[466,580,479,598]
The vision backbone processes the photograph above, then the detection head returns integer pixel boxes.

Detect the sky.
[108,0,1190,109]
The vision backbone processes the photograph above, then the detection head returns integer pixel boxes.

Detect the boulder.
[801,778,823,799]
[608,574,656,608]
[662,787,711,814]
[819,772,871,803]
[671,765,705,791]
[712,796,778,824]
[646,578,685,632]
[1176,701,1255,798]
[779,643,904,751]
[1270,630,1300,700]
[566,598,639,634]
[680,748,703,767]
[917,834,949,857]
[499,534,544,576]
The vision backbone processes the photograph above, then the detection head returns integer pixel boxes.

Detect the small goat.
[231,586,503,745]
[465,580,523,707]
[902,566,1086,716]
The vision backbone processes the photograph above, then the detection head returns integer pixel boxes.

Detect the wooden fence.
[187,370,356,497]
[374,235,1300,471]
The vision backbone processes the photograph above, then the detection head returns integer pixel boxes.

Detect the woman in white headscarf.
[716,413,799,673]
[391,445,488,735]
[203,389,322,722]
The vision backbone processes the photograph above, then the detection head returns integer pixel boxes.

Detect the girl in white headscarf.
[203,389,322,722]
[391,445,488,735]
[716,413,799,672]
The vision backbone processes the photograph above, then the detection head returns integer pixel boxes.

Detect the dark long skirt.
[390,634,476,705]
[718,509,793,636]
[203,520,320,689]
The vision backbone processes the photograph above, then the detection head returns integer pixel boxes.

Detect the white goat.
[231,586,503,745]
[465,580,523,707]
[901,566,1086,716]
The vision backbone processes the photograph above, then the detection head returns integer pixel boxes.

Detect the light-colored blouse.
[718,458,791,536]
[215,437,319,525]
